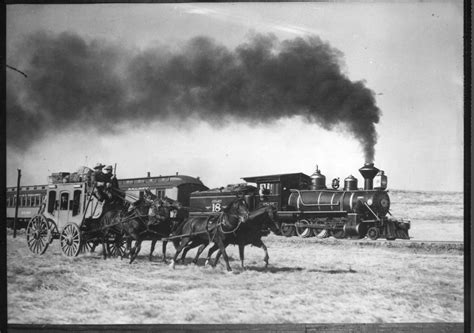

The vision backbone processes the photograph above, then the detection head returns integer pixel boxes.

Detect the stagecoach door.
[57,190,71,227]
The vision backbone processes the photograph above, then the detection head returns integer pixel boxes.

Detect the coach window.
[156,189,165,200]
[72,190,81,216]
[48,191,56,213]
[60,193,69,210]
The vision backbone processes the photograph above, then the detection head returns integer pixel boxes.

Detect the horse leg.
[216,237,232,272]
[170,237,190,269]
[180,241,203,264]
[128,240,135,258]
[91,240,98,253]
[205,243,220,267]
[180,241,193,263]
[162,240,169,264]
[238,243,246,270]
[123,239,132,259]
[255,239,269,268]
[101,236,108,260]
[130,239,142,264]
[149,239,157,261]
[192,243,208,265]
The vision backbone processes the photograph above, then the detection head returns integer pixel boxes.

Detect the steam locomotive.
[188,163,410,240]
[7,163,410,240]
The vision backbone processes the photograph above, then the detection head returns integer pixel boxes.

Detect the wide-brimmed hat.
[94,163,105,170]
[104,165,113,171]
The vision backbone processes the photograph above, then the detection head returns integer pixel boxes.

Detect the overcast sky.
[6,2,464,191]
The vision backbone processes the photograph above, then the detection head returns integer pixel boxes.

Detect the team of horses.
[91,188,280,271]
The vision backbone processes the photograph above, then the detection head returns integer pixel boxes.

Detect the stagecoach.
[26,179,126,257]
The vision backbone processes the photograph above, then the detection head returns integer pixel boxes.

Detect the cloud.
[7,31,380,162]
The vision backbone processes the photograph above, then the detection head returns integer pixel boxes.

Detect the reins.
[217,213,245,234]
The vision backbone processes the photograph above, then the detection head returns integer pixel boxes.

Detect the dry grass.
[7,229,463,324]
[389,190,463,242]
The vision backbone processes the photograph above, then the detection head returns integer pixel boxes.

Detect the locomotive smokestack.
[359,162,379,190]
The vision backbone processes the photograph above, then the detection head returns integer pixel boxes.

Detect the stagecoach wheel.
[331,229,346,239]
[60,223,81,257]
[280,224,296,237]
[26,215,51,255]
[106,236,126,257]
[79,240,96,253]
[295,219,312,238]
[367,227,380,240]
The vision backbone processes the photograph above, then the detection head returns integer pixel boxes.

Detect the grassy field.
[7,229,463,324]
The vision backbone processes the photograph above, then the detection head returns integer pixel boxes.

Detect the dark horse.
[122,190,182,264]
[169,197,250,272]
[84,189,129,259]
[95,189,179,263]
[203,205,280,269]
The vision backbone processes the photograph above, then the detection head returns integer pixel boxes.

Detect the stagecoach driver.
[92,163,107,201]
[103,165,119,200]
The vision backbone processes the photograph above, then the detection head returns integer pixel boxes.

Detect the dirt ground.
[7,229,463,324]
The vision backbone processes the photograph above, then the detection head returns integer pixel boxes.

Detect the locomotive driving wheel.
[60,223,81,257]
[295,219,313,238]
[26,214,51,255]
[331,229,346,239]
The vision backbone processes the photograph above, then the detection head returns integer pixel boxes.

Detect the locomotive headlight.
[367,198,373,206]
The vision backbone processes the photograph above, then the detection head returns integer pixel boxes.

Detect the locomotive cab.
[242,173,312,211]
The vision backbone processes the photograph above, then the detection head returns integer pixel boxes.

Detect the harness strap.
[217,213,243,234]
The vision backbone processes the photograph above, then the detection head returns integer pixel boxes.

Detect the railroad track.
[330,238,464,252]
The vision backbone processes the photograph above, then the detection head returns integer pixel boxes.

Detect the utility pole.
[13,169,21,238]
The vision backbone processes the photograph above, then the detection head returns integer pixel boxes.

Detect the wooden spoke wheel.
[60,223,81,257]
[295,219,312,238]
[367,227,380,240]
[80,240,98,253]
[280,223,295,237]
[331,229,346,239]
[106,236,126,257]
[26,215,51,255]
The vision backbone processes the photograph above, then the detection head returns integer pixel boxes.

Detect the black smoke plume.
[7,31,380,162]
